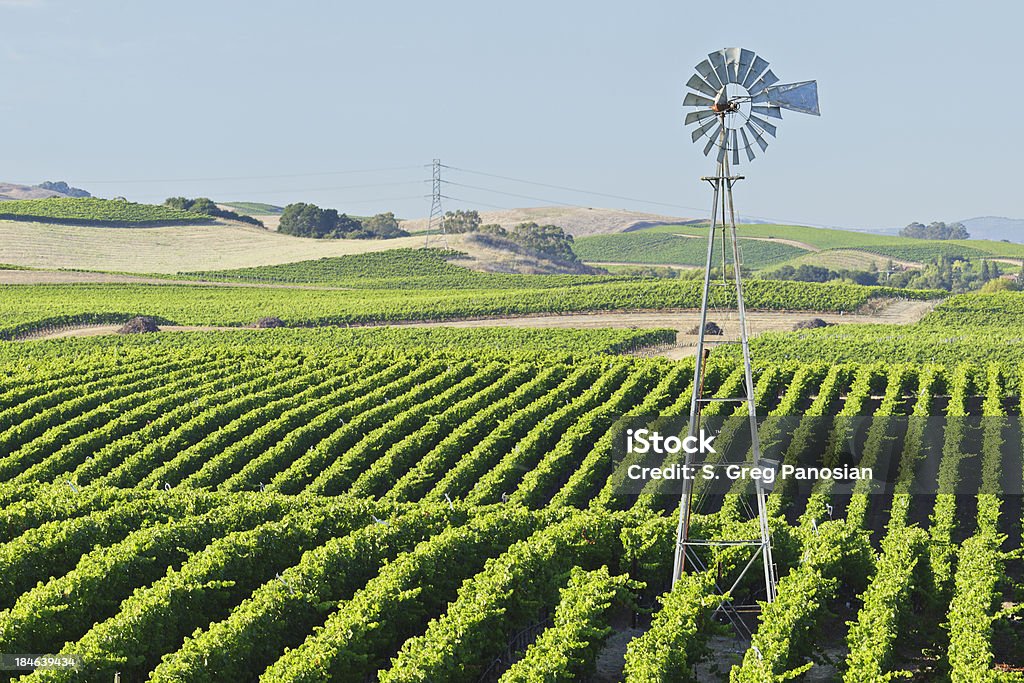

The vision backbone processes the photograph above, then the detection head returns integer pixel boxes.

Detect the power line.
[334,194,430,205]
[442,164,707,214]
[442,163,834,227]
[440,194,511,211]
[75,164,428,184]
[442,180,579,208]
[182,180,427,197]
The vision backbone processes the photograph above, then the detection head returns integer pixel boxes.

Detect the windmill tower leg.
[672,119,777,635]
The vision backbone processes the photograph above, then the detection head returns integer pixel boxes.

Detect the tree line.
[767,257,1012,293]
[899,221,969,240]
[164,197,263,227]
[277,203,408,239]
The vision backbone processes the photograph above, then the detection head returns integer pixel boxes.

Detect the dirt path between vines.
[19,299,937,355]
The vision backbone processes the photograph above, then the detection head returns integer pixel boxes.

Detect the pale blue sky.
[1,0,1020,229]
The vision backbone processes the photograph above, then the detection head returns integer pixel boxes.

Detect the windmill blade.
[766,81,820,115]
[741,54,770,89]
[691,117,718,142]
[748,114,777,138]
[739,127,756,161]
[695,59,723,89]
[683,93,714,108]
[686,73,718,97]
[708,50,732,89]
[736,49,756,85]
[723,47,742,83]
[703,126,721,156]
[684,109,716,125]
[744,122,769,152]
[731,129,740,165]
[748,69,779,96]
[752,105,783,119]
[717,143,728,163]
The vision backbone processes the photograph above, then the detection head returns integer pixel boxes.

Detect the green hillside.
[220,202,284,216]
[186,249,628,289]
[717,291,1024,366]
[574,232,807,269]
[0,197,210,226]
[645,223,1024,260]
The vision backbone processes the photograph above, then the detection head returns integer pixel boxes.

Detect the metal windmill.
[672,48,819,625]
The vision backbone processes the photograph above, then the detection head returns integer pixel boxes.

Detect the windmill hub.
[710,84,754,128]
[711,87,734,113]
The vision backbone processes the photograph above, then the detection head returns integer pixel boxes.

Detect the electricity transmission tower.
[423,159,448,249]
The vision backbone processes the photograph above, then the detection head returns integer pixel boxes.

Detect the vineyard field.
[726,291,1024,365]
[0,333,1023,680]
[642,222,1024,259]
[0,277,943,340]
[218,202,284,216]
[4,4,1018,681]
[0,198,211,227]
[183,249,632,289]
[574,232,808,269]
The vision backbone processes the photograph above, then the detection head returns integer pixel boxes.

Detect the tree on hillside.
[361,212,408,238]
[900,221,969,240]
[441,209,481,234]
[510,222,578,262]
[163,196,263,227]
[188,197,220,215]
[479,223,507,236]
[332,213,362,237]
[278,204,409,239]
[164,197,190,211]
[279,203,339,238]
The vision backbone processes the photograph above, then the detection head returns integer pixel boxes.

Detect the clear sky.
[1,0,1020,229]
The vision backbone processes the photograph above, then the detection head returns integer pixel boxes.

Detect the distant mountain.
[957,216,1024,244]
[0,182,63,200]
[36,181,90,198]
[0,181,91,200]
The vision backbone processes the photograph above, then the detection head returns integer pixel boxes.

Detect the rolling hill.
[574,221,1024,271]
[400,206,692,237]
[958,216,1024,243]
[0,180,92,201]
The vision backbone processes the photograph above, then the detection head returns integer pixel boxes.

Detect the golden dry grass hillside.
[0,220,434,273]
[400,206,691,237]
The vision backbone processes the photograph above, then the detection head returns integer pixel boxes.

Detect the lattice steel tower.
[672,48,819,628]
[423,158,449,249]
